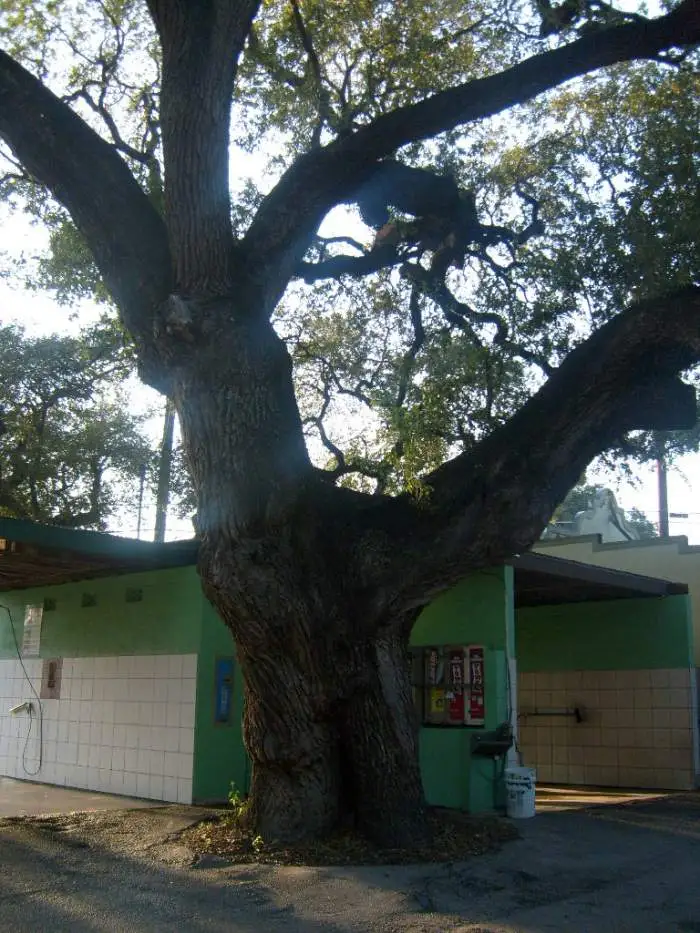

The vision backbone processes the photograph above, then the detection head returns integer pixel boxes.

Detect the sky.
[1,0,696,544]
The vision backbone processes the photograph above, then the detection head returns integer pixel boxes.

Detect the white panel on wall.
[0,654,198,803]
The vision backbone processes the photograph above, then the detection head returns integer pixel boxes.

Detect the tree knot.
[155,294,197,343]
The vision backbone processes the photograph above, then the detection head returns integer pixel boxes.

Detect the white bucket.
[504,767,536,819]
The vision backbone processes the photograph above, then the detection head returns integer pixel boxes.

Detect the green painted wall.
[0,558,521,813]
[517,594,693,671]
[0,564,249,803]
[0,567,202,658]
[410,568,513,813]
[192,599,249,802]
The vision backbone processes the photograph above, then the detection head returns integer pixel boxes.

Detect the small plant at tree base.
[251,834,264,855]
[227,783,250,823]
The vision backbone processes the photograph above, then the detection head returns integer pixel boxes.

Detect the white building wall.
[0,654,197,803]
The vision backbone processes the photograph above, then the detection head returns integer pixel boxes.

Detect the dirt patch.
[0,803,518,870]
[179,807,519,867]
[0,804,220,867]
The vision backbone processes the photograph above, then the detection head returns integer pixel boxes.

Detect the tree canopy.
[2,2,698,494]
[1,0,699,847]
[0,320,154,528]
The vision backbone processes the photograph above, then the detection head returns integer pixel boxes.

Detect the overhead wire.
[1,603,43,776]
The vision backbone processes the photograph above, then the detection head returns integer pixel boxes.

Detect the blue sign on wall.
[214,657,234,724]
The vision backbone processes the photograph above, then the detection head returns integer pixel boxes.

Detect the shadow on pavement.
[0,821,346,933]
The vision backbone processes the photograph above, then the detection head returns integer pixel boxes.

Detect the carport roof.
[0,518,198,591]
[510,551,688,608]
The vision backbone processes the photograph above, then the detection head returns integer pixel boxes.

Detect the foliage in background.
[283,57,700,491]
[0,320,155,528]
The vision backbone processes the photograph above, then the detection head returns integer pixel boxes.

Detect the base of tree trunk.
[240,631,430,848]
[180,806,516,866]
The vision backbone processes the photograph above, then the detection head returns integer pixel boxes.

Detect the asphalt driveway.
[0,792,699,932]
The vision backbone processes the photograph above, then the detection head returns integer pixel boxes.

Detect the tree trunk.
[171,304,429,846]
[201,534,429,846]
[340,633,428,847]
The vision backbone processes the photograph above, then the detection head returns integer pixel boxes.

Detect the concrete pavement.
[0,775,163,817]
[0,791,698,931]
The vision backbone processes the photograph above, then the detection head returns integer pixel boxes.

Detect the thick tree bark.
[198,516,427,845]
[173,286,700,844]
[146,0,261,294]
[340,632,427,845]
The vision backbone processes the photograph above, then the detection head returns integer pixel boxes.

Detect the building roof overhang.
[0,518,198,592]
[510,551,688,608]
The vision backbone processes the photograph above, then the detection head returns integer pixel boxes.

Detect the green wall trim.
[192,599,248,803]
[516,594,693,671]
[0,517,198,565]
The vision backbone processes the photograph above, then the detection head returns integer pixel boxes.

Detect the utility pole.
[136,463,147,540]
[154,398,176,544]
[655,431,669,537]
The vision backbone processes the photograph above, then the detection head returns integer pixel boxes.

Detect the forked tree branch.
[297,244,403,282]
[245,1,700,305]
[370,284,700,612]
[290,0,332,146]
[145,0,261,294]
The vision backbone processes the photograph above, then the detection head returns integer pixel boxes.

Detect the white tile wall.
[0,654,197,803]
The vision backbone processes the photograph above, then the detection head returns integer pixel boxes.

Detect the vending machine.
[423,644,486,726]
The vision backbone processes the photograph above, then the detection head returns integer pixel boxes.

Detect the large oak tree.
[1,0,699,845]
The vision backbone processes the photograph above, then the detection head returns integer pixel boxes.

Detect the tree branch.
[290,0,332,147]
[385,286,427,463]
[314,235,367,254]
[246,25,305,89]
[402,264,509,342]
[0,51,172,344]
[349,2,699,158]
[395,287,426,411]
[378,285,700,609]
[145,0,261,293]
[297,244,404,283]
[401,262,555,375]
[78,86,151,165]
[304,379,347,476]
[244,2,700,305]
